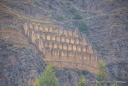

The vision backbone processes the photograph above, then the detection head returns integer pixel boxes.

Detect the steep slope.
[0,0,128,85]
[0,46,45,86]
[0,1,96,86]
[81,0,128,83]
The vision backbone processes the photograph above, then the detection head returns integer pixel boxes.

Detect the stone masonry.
[23,22,98,73]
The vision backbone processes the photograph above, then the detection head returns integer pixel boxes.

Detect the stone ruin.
[23,22,98,73]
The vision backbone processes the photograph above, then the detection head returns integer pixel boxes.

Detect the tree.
[111,83,118,86]
[95,81,102,86]
[33,77,40,86]
[33,64,59,86]
[95,60,106,86]
[78,75,86,86]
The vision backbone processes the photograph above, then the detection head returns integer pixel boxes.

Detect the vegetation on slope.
[33,64,59,86]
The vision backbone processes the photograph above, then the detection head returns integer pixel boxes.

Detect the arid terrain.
[0,0,128,86]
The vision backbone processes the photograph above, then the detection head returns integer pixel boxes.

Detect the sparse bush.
[74,21,89,33]
[69,8,77,14]
[81,70,89,75]
[56,14,64,21]
[69,0,74,1]
[31,0,42,6]
[73,12,82,20]
[69,7,82,20]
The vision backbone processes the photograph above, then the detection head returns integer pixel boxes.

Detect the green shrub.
[33,64,59,86]
[69,8,77,14]
[31,0,42,6]
[69,8,82,20]
[111,83,118,86]
[74,21,89,33]
[56,14,64,21]
[73,12,82,20]
[95,60,106,86]
[78,75,86,86]
[95,82,102,86]
[69,0,74,1]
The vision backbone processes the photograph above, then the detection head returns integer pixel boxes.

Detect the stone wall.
[23,22,98,73]
[0,26,38,52]
[0,27,28,44]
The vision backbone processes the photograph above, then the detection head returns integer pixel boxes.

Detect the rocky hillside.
[0,0,128,86]
[0,40,95,86]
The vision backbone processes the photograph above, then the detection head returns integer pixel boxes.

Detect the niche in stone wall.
[39,26,43,32]
[83,54,87,61]
[83,53,90,64]
[29,24,33,29]
[80,38,87,45]
[38,38,44,52]
[68,44,72,50]
[41,34,45,40]
[61,36,65,42]
[34,24,39,31]
[86,45,93,53]
[59,29,63,34]
[67,51,71,61]
[49,27,53,33]
[58,44,62,49]
[46,34,51,40]
[51,35,56,41]
[49,42,53,48]
[56,36,60,42]
[71,38,74,44]
[76,52,82,62]
[44,26,48,32]
[52,50,59,56]
[36,33,40,39]
[60,51,67,58]
[45,42,49,48]
[73,45,76,51]
[66,38,70,43]
[63,30,67,36]
[73,29,78,37]
[82,46,86,52]
[45,48,51,54]
[90,54,97,61]
[68,30,72,36]
[63,44,67,50]
[45,48,51,59]
[77,46,81,52]
[68,51,74,57]
[53,43,58,49]
[54,28,58,33]
[76,39,79,44]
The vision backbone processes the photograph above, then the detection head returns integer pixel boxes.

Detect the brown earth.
[0,0,128,86]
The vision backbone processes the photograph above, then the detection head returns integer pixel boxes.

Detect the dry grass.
[0,3,52,24]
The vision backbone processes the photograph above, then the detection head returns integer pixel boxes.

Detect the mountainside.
[0,0,128,86]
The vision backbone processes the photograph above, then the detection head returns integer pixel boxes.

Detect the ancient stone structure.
[0,26,37,52]
[23,22,98,73]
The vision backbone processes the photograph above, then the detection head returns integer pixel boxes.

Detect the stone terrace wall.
[0,26,37,52]
[23,22,98,73]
